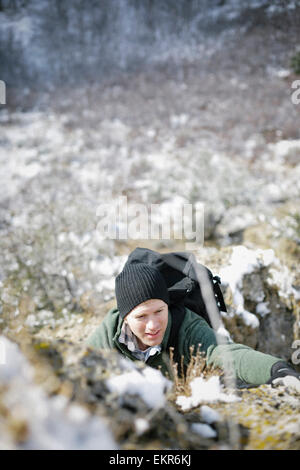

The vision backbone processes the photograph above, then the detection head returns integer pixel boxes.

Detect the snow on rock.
[200,405,221,424]
[134,418,150,436]
[256,302,271,317]
[92,254,128,298]
[215,205,258,239]
[106,366,172,410]
[267,263,300,302]
[190,422,217,439]
[0,335,34,384]
[268,139,300,166]
[176,375,240,412]
[209,244,299,357]
[0,336,118,450]
[219,245,276,328]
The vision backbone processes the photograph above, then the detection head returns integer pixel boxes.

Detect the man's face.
[124,298,169,351]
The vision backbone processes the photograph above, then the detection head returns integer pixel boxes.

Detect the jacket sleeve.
[206,343,280,386]
[181,309,280,385]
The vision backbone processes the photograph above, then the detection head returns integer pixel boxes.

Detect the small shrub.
[168,345,223,400]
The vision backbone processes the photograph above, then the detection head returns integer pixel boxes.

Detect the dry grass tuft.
[168,345,223,400]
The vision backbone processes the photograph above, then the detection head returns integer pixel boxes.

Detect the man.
[86,262,300,388]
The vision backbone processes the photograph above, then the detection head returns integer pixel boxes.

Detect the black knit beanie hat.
[115,263,169,319]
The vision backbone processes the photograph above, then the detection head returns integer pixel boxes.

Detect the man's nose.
[146,317,159,331]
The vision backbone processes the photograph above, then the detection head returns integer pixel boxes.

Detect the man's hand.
[268,361,300,393]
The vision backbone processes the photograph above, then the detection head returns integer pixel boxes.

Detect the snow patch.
[176,375,240,411]
[256,301,270,317]
[268,139,300,164]
[267,264,300,301]
[106,366,172,409]
[134,418,150,436]
[219,246,275,328]
[200,405,221,424]
[191,422,217,439]
[0,336,118,450]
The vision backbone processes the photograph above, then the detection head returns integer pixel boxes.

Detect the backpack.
[125,247,227,369]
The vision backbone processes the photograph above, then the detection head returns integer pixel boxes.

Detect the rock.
[213,384,300,450]
[215,205,258,243]
[0,336,118,450]
[195,245,299,360]
[1,336,240,450]
[1,326,299,450]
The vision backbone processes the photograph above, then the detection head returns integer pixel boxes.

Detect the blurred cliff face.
[1,0,299,90]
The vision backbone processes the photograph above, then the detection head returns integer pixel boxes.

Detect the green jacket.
[86,307,280,386]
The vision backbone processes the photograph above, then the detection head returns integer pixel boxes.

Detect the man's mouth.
[145,330,160,338]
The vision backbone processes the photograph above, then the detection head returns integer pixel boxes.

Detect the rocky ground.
[213,384,300,450]
[0,10,300,450]
[1,330,299,450]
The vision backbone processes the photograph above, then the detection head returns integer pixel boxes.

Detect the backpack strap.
[166,303,187,377]
[212,276,227,313]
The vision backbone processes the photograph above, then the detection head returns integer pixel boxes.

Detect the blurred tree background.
[1,0,300,95]
[0,0,299,356]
